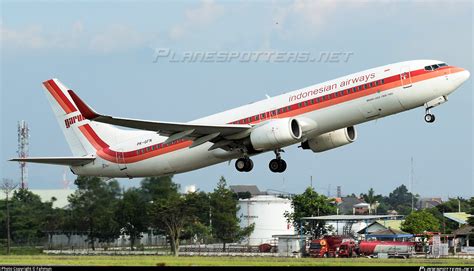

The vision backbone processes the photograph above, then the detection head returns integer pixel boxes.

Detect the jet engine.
[301,126,357,153]
[250,118,302,151]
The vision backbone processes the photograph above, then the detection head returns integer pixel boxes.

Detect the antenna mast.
[17,120,29,189]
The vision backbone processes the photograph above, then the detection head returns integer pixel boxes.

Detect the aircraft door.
[400,66,412,88]
[116,149,127,171]
[396,66,420,109]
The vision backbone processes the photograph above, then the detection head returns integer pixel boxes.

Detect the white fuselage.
[71,60,469,178]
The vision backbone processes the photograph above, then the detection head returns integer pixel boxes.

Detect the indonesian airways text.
[288,72,376,102]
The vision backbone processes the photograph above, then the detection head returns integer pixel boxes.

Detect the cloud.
[271,0,364,39]
[169,0,225,40]
[88,24,148,53]
[1,20,148,53]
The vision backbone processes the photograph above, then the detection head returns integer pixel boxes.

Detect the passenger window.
[381,79,384,84]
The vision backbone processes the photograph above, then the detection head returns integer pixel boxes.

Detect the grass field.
[1,255,473,266]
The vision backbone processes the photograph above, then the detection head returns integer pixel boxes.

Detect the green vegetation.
[284,186,337,237]
[401,209,440,234]
[209,177,254,251]
[0,175,254,256]
[0,255,472,266]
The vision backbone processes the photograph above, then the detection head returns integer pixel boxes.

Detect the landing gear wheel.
[244,158,254,172]
[278,159,287,172]
[269,159,287,173]
[235,158,253,172]
[424,113,435,123]
[269,159,280,172]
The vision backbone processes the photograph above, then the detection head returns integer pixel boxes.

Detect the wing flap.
[9,157,95,166]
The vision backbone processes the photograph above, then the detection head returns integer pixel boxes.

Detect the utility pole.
[1,178,18,255]
[310,175,313,189]
[410,157,415,212]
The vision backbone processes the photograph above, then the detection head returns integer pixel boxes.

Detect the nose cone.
[451,68,470,91]
[460,69,470,83]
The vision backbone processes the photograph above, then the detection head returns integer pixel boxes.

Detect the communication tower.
[17,120,29,189]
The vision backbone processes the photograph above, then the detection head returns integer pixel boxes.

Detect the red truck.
[358,240,415,258]
[308,236,350,257]
[338,240,358,257]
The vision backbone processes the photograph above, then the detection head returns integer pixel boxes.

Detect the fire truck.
[358,240,415,258]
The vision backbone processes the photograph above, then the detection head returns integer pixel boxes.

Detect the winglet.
[68,90,100,119]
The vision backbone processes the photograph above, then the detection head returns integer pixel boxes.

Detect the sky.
[1,0,472,199]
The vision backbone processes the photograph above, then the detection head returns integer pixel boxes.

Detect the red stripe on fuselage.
[77,66,462,164]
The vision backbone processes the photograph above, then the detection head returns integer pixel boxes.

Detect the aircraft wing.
[68,90,252,139]
[9,157,95,166]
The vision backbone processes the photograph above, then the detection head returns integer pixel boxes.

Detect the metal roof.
[300,215,403,221]
[367,228,412,238]
[443,212,470,225]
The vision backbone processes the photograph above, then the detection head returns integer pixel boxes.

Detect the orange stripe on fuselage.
[77,67,464,165]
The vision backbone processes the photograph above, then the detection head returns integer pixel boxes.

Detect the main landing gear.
[235,157,254,172]
[424,108,436,123]
[235,149,288,173]
[269,149,287,173]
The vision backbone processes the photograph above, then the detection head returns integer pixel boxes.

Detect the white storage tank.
[238,195,294,246]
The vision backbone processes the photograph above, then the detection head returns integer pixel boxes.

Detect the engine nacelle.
[250,118,302,151]
[301,126,357,153]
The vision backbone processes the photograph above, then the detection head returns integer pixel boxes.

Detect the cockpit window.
[424,63,448,71]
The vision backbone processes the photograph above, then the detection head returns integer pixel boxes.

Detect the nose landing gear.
[424,108,436,123]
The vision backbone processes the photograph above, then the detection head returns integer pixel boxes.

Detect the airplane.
[10,60,470,178]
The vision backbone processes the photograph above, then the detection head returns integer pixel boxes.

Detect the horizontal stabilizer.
[9,157,95,166]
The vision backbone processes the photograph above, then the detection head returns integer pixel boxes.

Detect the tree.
[140,176,179,202]
[116,188,150,250]
[401,209,440,234]
[468,197,474,226]
[68,176,121,250]
[284,187,337,238]
[436,197,469,213]
[426,197,471,233]
[149,193,192,256]
[386,185,418,215]
[181,191,212,243]
[10,188,52,245]
[1,178,18,254]
[360,188,386,214]
[210,177,254,251]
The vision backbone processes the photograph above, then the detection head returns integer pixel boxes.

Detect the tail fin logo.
[65,114,86,128]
